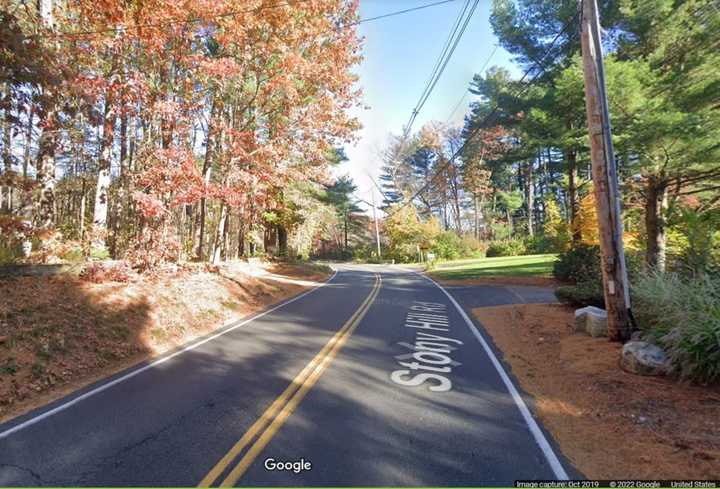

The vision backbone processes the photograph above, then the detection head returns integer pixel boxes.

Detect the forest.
[0,0,365,269]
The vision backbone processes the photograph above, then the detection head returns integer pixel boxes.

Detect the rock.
[621,341,671,376]
[631,330,644,341]
[586,313,608,337]
[574,306,608,337]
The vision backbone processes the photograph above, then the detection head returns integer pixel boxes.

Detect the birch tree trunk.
[524,160,534,236]
[212,204,228,264]
[92,93,116,250]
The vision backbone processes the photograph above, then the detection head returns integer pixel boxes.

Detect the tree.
[320,175,362,255]
[0,0,364,267]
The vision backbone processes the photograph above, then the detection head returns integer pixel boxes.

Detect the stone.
[620,341,671,376]
[574,306,608,337]
[630,330,644,341]
[586,312,608,337]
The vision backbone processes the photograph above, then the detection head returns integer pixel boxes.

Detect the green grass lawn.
[429,254,558,281]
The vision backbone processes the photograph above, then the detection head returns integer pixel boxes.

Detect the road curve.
[0,265,574,486]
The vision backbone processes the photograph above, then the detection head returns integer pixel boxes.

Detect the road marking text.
[390,301,463,392]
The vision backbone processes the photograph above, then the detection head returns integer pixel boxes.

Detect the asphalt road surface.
[0,265,576,486]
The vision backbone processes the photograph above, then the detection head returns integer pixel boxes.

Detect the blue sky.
[336,0,520,210]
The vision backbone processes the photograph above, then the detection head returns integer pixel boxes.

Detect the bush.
[553,244,601,283]
[0,241,24,265]
[432,231,463,260]
[430,232,485,261]
[554,243,644,283]
[525,235,560,254]
[632,272,720,383]
[486,238,527,257]
[80,261,132,283]
[555,282,604,308]
[0,215,33,265]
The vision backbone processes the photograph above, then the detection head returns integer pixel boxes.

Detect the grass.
[429,254,558,281]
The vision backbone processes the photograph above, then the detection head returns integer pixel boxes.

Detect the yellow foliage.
[572,192,641,251]
[573,192,599,245]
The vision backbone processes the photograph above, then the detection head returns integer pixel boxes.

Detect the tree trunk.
[343,213,348,253]
[645,177,668,272]
[567,149,580,243]
[23,104,34,179]
[2,85,12,212]
[35,110,57,229]
[212,204,228,264]
[79,180,86,242]
[524,161,534,236]
[237,218,245,258]
[195,97,219,261]
[474,194,480,240]
[278,225,287,257]
[92,94,116,249]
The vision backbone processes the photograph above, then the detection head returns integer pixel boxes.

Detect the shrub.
[555,282,604,308]
[553,244,601,283]
[125,225,180,271]
[673,207,720,276]
[525,235,560,254]
[486,238,527,257]
[0,241,23,265]
[430,232,485,261]
[432,231,463,260]
[554,244,644,283]
[80,261,132,283]
[462,236,488,258]
[0,215,34,265]
[633,272,720,383]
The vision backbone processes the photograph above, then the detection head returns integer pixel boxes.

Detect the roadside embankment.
[0,261,331,423]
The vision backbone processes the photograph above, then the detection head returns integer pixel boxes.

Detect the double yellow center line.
[199,273,382,487]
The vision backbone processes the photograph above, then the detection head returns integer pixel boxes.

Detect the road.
[0,264,574,486]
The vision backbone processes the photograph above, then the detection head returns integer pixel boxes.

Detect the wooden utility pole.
[371,189,382,260]
[579,0,631,341]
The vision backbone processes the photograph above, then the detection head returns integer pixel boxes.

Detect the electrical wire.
[403,0,480,138]
[405,0,472,136]
[386,5,582,219]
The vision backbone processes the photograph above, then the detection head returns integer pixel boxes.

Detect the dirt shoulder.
[0,261,331,424]
[473,303,720,480]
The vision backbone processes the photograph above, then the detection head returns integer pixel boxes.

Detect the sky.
[335,0,521,212]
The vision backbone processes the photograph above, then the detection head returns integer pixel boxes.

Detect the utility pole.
[371,189,382,260]
[579,0,631,341]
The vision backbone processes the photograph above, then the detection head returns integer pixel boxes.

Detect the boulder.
[574,306,608,337]
[620,341,671,376]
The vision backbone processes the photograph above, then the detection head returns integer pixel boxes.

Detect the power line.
[360,0,459,24]
[387,5,582,220]
[407,0,472,134]
[444,43,498,125]
[403,0,480,138]
[27,0,460,40]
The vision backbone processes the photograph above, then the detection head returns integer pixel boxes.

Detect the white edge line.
[417,271,570,480]
[0,267,339,440]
